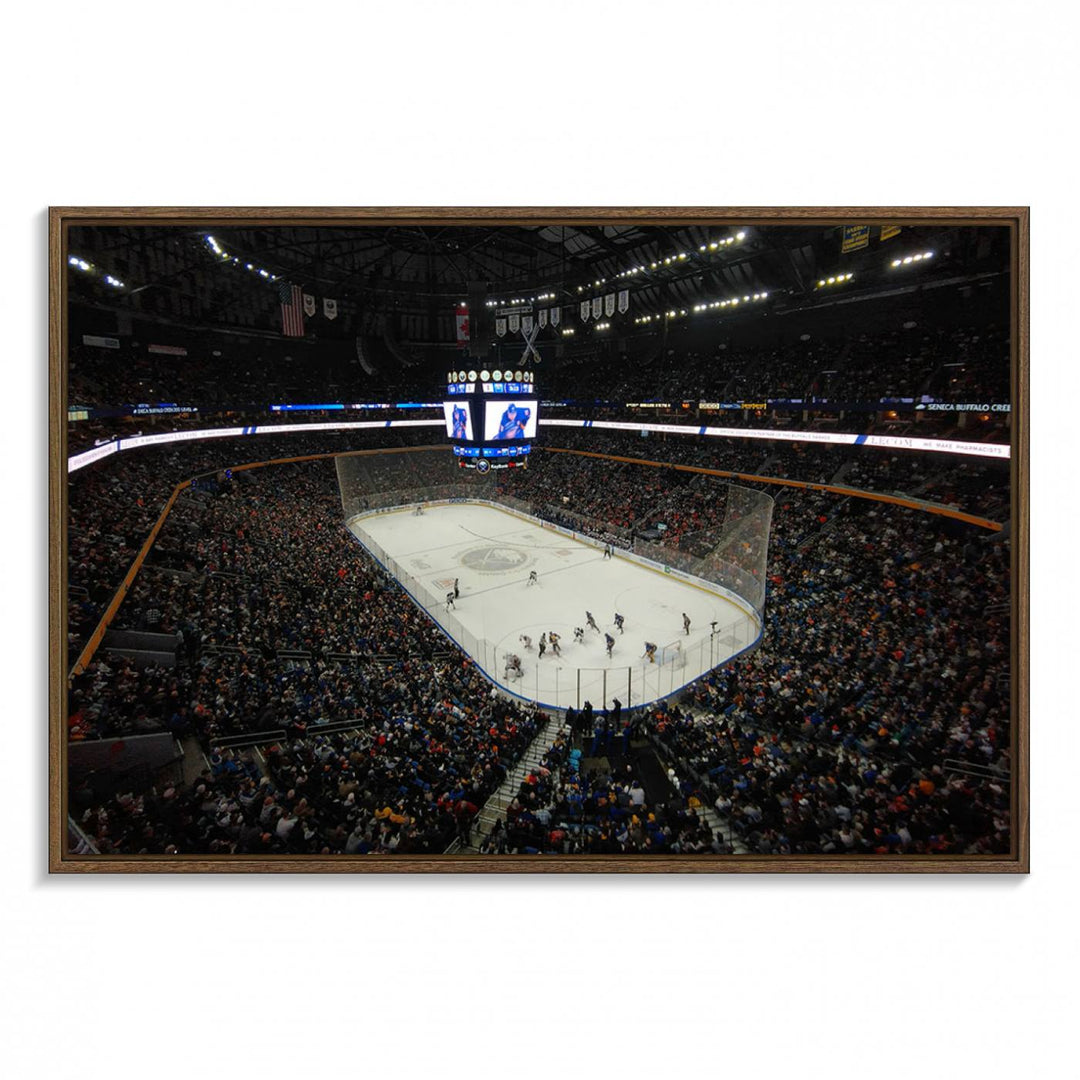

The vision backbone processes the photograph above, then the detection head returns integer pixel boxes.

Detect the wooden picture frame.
[49,206,1028,873]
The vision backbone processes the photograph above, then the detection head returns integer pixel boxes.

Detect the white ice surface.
[348,503,757,711]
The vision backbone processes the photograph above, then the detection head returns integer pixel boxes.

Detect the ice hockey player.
[573,626,585,644]
[505,654,523,680]
[614,612,625,634]
[602,543,612,560]
[549,631,562,657]
[683,612,691,635]
[644,641,658,664]
[445,591,455,611]
[538,636,547,659]
[586,611,599,633]
[527,570,538,586]
[605,632,615,658]
[519,633,533,651]
[413,504,424,516]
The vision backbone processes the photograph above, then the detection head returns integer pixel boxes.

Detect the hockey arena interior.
[64,221,1013,858]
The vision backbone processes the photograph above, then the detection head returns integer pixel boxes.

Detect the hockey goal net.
[657,640,686,667]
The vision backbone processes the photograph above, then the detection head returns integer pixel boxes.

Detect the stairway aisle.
[700,802,750,855]
[446,721,566,855]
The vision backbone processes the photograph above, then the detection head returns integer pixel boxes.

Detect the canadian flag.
[455,310,470,346]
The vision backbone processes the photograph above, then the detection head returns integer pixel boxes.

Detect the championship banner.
[495,317,507,337]
[508,312,520,333]
[522,314,534,334]
[537,308,548,328]
[618,289,629,313]
[302,293,317,317]
[550,306,560,326]
[455,311,470,346]
[841,225,870,253]
[880,225,902,242]
[591,296,603,319]
[83,334,120,349]
[604,293,616,318]
[580,300,591,322]
[323,298,338,320]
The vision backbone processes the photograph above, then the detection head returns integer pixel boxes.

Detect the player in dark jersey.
[644,641,657,664]
[614,612,625,634]
[586,611,599,633]
[683,612,691,635]
[605,632,615,658]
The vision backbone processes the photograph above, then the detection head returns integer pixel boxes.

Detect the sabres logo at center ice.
[461,546,531,573]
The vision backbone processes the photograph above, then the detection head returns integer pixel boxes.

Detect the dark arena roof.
[64,216,1014,867]
[67,220,1009,357]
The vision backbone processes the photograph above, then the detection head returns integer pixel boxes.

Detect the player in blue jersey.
[495,402,530,440]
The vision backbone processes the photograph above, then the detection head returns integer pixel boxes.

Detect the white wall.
[5,3,1075,1079]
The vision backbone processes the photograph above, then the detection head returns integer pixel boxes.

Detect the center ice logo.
[461,546,530,573]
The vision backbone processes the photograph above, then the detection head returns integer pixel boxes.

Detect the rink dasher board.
[343,498,763,713]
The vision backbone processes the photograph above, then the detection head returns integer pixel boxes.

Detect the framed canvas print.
[49,207,1028,873]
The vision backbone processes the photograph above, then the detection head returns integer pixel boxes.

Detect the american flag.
[278,281,305,337]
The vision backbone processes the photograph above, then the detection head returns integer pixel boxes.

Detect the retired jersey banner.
[303,293,317,317]
[323,298,338,320]
[841,225,871,253]
[591,296,603,319]
[538,308,548,328]
[522,315,534,334]
[455,312,470,345]
[508,312,520,334]
[495,317,507,337]
[618,289,629,313]
[580,300,591,322]
[550,306,560,326]
[605,293,616,318]
[880,224,902,242]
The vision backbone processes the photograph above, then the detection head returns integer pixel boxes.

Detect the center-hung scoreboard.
[444,367,538,472]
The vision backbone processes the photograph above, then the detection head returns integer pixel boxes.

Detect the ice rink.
[348,502,759,711]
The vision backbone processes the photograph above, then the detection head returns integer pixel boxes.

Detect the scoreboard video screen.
[444,368,537,470]
[484,399,537,440]
[442,401,474,441]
